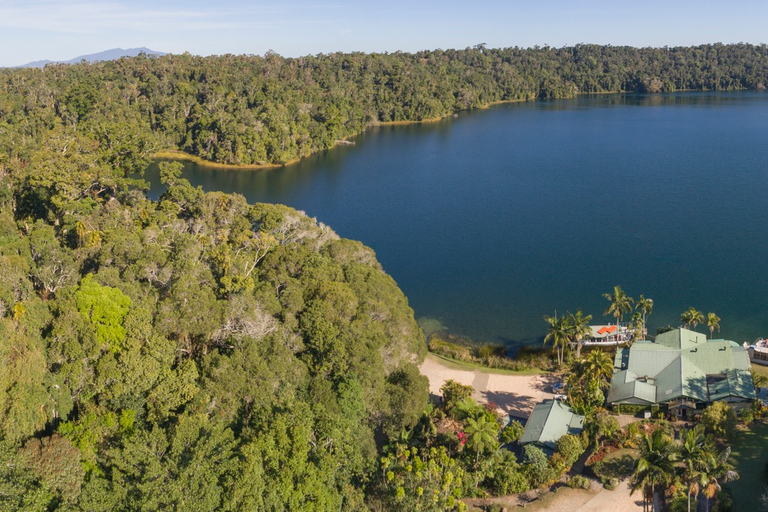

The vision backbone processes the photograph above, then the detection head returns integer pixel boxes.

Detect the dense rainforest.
[0,44,766,510]
[2,43,768,167]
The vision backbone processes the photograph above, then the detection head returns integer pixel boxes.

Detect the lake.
[144,92,768,348]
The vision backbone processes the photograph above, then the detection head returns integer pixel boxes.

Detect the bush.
[740,408,755,425]
[501,420,525,443]
[556,434,585,468]
[567,475,591,490]
[440,380,474,415]
[603,478,619,490]
[701,401,738,439]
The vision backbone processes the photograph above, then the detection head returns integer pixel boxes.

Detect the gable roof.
[520,400,584,450]
[608,328,755,405]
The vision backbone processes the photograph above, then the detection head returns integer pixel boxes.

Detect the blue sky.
[2,0,767,66]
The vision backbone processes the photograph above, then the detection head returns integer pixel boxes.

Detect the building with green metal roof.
[519,399,584,451]
[607,328,756,417]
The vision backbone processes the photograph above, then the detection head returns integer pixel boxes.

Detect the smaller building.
[745,338,768,365]
[583,324,631,346]
[520,399,585,451]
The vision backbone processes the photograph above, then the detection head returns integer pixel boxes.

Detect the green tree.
[464,415,500,464]
[700,401,737,439]
[678,424,711,512]
[680,307,704,329]
[636,295,654,336]
[630,429,677,512]
[568,309,593,359]
[706,312,721,339]
[75,274,133,352]
[544,312,570,367]
[440,380,474,417]
[603,285,634,328]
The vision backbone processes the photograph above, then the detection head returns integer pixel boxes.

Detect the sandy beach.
[419,354,560,418]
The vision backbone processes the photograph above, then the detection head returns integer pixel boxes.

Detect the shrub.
[440,380,474,415]
[740,407,755,425]
[522,445,556,488]
[556,434,585,468]
[567,475,591,490]
[701,401,738,439]
[603,478,619,490]
[501,420,525,444]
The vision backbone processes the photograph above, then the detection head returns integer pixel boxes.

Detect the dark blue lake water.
[145,92,768,347]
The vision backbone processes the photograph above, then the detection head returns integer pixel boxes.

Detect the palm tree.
[603,285,634,328]
[630,429,677,512]
[568,309,593,359]
[699,446,738,512]
[636,295,654,337]
[583,349,613,389]
[544,312,571,367]
[678,424,710,512]
[707,312,721,339]
[464,415,499,464]
[680,307,704,329]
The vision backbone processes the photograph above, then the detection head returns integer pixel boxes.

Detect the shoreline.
[153,89,755,171]
[151,98,536,170]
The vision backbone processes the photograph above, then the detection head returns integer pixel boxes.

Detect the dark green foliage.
[0,123,429,508]
[2,45,768,170]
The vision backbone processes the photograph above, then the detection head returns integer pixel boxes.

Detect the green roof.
[520,400,584,450]
[608,328,756,405]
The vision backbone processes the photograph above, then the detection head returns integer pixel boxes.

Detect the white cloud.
[0,1,320,34]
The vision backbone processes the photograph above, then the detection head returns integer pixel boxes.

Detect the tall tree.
[680,307,704,329]
[630,429,677,512]
[603,286,634,328]
[544,313,570,367]
[706,312,721,339]
[568,309,593,359]
[678,424,710,512]
[636,295,654,338]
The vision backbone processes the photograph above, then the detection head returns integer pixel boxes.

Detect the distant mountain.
[16,47,166,68]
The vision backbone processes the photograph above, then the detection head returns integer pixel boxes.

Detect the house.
[582,324,631,346]
[519,399,585,451]
[607,328,756,417]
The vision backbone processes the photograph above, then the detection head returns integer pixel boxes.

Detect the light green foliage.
[487,451,529,495]
[108,414,237,511]
[374,445,466,511]
[701,401,738,439]
[522,445,557,488]
[464,415,500,462]
[630,430,678,510]
[501,420,525,443]
[75,274,132,352]
[0,320,54,442]
[555,434,586,468]
[440,379,474,416]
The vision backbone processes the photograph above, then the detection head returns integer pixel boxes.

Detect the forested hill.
[0,152,430,508]
[1,43,768,166]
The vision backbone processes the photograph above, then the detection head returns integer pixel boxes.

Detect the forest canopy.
[0,44,766,509]
[1,43,768,166]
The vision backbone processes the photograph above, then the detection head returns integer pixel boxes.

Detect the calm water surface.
[145,92,768,347]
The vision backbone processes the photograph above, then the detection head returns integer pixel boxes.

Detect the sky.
[2,0,768,67]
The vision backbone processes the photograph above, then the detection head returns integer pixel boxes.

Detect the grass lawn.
[426,353,547,376]
[752,363,768,381]
[594,448,638,481]
[725,421,768,511]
